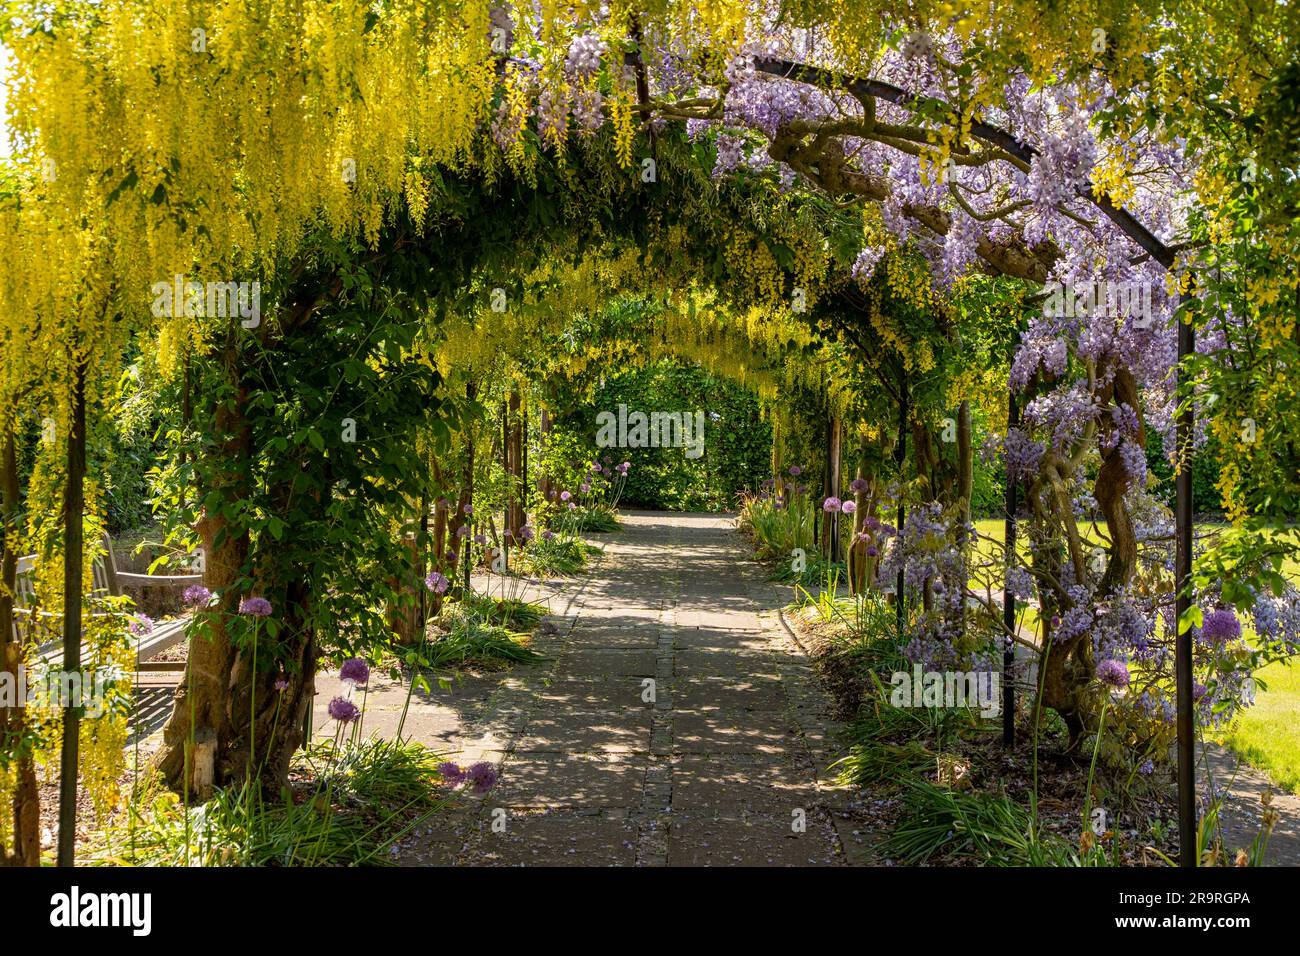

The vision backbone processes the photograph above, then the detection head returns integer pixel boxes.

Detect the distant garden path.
[315,512,870,866]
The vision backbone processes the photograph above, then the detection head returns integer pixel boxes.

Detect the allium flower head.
[183,584,212,607]
[617,461,629,474]
[841,500,857,515]
[1096,659,1131,689]
[464,761,499,794]
[560,491,572,502]
[849,478,869,494]
[239,596,272,617]
[328,696,360,723]
[426,570,450,594]
[1200,608,1241,645]
[129,614,154,636]
[340,658,370,684]
[788,465,802,477]
[438,761,465,784]
[542,530,556,542]
[519,526,535,542]
[822,497,841,513]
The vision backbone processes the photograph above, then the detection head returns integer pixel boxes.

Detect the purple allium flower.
[519,525,535,542]
[464,761,499,794]
[328,696,360,723]
[129,614,154,636]
[591,463,602,473]
[1200,608,1241,645]
[1138,758,1155,776]
[580,483,590,493]
[841,500,857,515]
[274,677,289,692]
[849,477,869,494]
[462,504,473,516]
[788,465,802,477]
[568,502,577,510]
[542,530,555,542]
[340,658,370,684]
[183,584,212,607]
[1096,658,1131,689]
[239,596,272,617]
[866,546,880,558]
[438,761,465,784]
[822,497,842,513]
[456,524,470,539]
[446,551,458,564]
[474,533,487,545]
[425,571,450,595]
[560,491,572,501]
[617,461,629,474]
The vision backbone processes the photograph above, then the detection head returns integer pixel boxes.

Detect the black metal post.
[57,360,86,867]
[1175,302,1197,866]
[895,372,907,634]
[1002,389,1019,746]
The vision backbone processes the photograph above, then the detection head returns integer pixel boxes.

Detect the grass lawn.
[1217,660,1300,795]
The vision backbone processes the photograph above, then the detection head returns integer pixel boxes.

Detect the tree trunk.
[0,423,39,866]
[1096,367,1145,595]
[537,406,553,505]
[506,391,525,545]
[154,339,271,796]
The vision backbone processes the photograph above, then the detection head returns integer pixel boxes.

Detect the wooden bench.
[11,534,202,671]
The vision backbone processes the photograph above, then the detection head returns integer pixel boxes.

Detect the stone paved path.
[315,511,866,866]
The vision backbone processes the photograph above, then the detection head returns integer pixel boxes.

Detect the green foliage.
[885,780,1034,866]
[419,598,546,669]
[86,739,451,866]
[515,535,594,576]
[554,359,771,511]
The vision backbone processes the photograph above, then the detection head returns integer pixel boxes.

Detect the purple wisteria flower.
[464,761,499,794]
[328,696,360,723]
[183,584,211,607]
[239,596,273,617]
[340,658,370,685]
[425,571,449,594]
[1096,659,1131,689]
[565,32,605,76]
